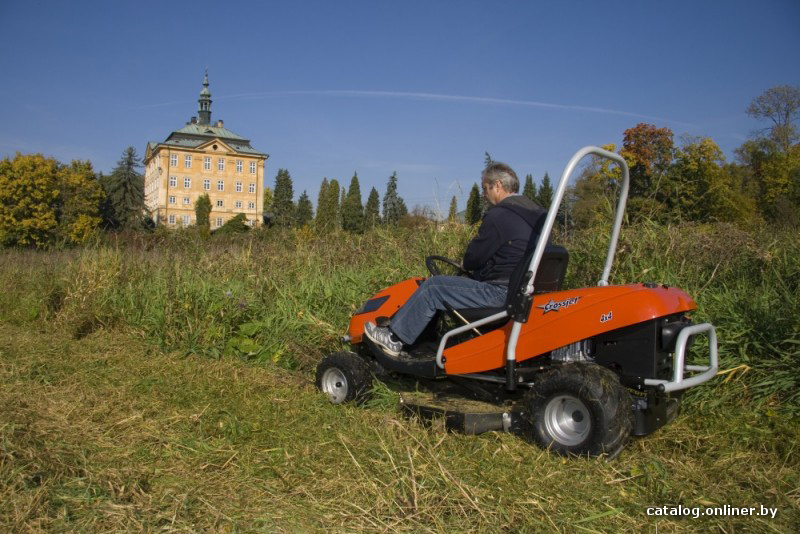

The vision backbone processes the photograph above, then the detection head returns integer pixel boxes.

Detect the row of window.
[167,215,255,227]
[168,196,256,210]
[167,177,257,193]
[169,154,257,174]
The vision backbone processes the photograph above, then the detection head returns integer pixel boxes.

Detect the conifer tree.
[315,178,329,225]
[448,195,459,222]
[104,147,144,230]
[465,183,482,225]
[342,173,364,232]
[338,185,346,230]
[523,174,536,202]
[382,172,408,225]
[537,172,554,209]
[195,193,211,230]
[271,168,295,227]
[295,190,313,227]
[364,187,381,229]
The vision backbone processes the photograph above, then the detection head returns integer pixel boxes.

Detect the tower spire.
[198,70,212,125]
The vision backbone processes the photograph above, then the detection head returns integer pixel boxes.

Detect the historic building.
[144,73,268,228]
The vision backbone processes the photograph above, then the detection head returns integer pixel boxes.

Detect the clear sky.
[1,0,798,215]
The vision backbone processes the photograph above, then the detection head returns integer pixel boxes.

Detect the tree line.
[1,85,797,247]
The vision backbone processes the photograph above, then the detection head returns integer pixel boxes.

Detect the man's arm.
[462,213,503,271]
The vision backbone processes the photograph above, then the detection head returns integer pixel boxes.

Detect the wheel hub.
[543,394,591,446]
[320,368,349,404]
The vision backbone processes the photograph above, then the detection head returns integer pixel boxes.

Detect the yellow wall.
[144,143,267,228]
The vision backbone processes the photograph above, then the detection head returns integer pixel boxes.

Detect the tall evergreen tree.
[342,173,365,232]
[104,147,144,230]
[316,178,341,232]
[465,183,482,224]
[338,185,346,230]
[271,168,295,227]
[523,174,536,202]
[484,152,494,167]
[315,178,329,225]
[295,190,314,227]
[448,195,459,222]
[195,193,211,230]
[382,172,408,225]
[537,172,554,209]
[364,187,381,229]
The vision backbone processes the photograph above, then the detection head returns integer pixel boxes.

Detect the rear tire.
[519,362,632,458]
[315,352,374,405]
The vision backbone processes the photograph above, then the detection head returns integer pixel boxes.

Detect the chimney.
[191,116,197,124]
[216,119,224,128]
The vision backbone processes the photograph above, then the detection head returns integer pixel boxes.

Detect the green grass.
[1,221,799,531]
[1,323,798,532]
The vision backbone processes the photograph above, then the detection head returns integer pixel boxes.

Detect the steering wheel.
[425,255,469,277]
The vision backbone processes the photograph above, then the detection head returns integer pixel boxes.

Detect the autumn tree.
[295,191,314,227]
[56,160,104,244]
[382,172,407,225]
[342,173,364,232]
[747,85,800,152]
[619,124,675,220]
[271,168,295,228]
[364,187,381,229]
[0,153,60,247]
[262,186,273,220]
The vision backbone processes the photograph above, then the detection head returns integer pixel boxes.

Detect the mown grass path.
[1,322,797,532]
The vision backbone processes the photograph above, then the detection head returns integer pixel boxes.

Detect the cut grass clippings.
[1,323,797,532]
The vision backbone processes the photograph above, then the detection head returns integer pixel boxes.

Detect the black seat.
[452,243,569,324]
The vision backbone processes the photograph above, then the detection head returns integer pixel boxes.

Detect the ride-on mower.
[315,146,719,458]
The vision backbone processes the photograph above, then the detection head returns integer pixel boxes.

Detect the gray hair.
[481,161,519,193]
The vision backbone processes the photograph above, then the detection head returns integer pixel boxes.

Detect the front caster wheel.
[315,352,374,405]
[519,362,633,458]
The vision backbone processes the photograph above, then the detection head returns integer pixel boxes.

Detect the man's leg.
[388,276,507,345]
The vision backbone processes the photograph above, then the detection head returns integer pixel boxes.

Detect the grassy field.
[1,223,799,531]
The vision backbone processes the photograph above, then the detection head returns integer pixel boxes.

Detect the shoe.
[364,321,403,357]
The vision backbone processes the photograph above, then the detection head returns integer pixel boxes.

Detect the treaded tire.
[519,362,633,458]
[315,352,374,405]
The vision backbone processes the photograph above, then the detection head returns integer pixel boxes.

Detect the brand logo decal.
[538,296,580,314]
[601,311,613,323]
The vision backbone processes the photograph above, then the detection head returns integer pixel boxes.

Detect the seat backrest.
[504,241,569,310]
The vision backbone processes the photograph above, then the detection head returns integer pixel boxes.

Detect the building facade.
[144,73,268,228]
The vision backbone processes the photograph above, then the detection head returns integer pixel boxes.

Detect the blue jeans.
[389,276,507,345]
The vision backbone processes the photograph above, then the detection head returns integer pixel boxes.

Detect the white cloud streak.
[133,89,694,127]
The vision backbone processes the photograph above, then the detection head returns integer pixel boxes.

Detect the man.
[365,161,547,357]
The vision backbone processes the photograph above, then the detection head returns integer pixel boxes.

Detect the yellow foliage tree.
[0,153,60,247]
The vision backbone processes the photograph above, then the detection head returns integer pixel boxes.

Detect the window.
[249,183,256,193]
[215,217,223,228]
[183,196,190,205]
[218,158,225,171]
[236,160,243,173]
[169,176,177,187]
[169,195,176,204]
[235,200,242,209]
[168,215,176,224]
[217,180,224,191]
[184,177,191,188]
[170,154,177,167]
[249,161,257,174]
[216,199,224,207]
[182,215,191,226]
[204,156,211,170]
[236,181,242,192]
[184,155,192,168]
[248,201,255,210]
[203,179,210,190]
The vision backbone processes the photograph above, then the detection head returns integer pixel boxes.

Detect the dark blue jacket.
[462,195,547,285]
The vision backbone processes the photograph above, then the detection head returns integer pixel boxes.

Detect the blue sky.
[1,0,798,215]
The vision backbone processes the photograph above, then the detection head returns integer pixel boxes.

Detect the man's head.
[481,162,519,205]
